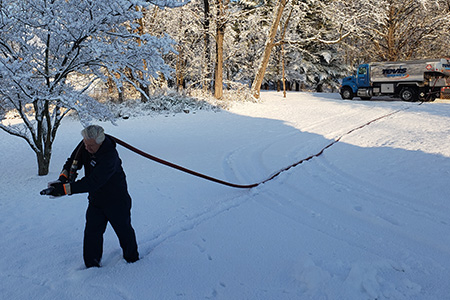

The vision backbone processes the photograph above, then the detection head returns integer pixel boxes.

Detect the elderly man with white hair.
[49,125,139,268]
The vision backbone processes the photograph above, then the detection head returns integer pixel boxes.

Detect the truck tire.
[399,87,418,102]
[340,87,354,100]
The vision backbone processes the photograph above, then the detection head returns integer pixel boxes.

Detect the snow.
[1,91,450,299]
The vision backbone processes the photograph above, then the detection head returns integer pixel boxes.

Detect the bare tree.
[214,0,230,99]
[203,0,212,92]
[250,0,287,99]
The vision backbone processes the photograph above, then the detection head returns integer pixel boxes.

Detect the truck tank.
[369,59,450,83]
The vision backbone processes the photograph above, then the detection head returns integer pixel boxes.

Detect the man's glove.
[48,182,71,197]
[58,170,69,183]
[58,170,78,183]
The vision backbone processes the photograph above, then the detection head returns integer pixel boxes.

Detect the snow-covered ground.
[1,92,450,299]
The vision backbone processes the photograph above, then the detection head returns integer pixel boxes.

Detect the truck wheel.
[341,87,354,100]
[399,87,417,102]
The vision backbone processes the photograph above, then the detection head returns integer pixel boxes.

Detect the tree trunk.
[118,89,124,103]
[251,0,287,99]
[140,83,149,102]
[37,35,56,175]
[37,146,51,176]
[32,101,62,176]
[107,75,115,95]
[176,14,185,92]
[213,0,228,99]
[386,5,397,61]
[214,28,224,98]
[281,42,286,98]
[203,0,211,92]
[176,47,185,91]
[280,7,292,99]
[136,6,149,102]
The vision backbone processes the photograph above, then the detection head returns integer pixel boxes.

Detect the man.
[49,125,139,268]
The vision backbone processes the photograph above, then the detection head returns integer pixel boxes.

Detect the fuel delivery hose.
[112,136,258,188]
[111,108,405,189]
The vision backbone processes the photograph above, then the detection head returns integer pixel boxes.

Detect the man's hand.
[58,170,69,183]
[48,182,71,197]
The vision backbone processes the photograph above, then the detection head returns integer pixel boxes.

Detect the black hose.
[110,108,407,189]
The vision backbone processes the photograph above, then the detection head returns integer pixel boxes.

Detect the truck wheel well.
[340,86,354,100]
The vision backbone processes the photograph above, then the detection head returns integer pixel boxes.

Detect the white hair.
[81,125,105,144]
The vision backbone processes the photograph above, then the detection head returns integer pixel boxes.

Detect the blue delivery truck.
[340,58,450,101]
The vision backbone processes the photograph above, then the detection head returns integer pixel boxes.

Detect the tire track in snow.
[249,178,424,300]
[139,104,422,262]
[221,109,366,184]
[220,101,450,259]
[253,168,432,298]
[313,154,450,226]
[223,104,413,188]
[222,129,325,183]
[139,190,255,257]
[255,180,383,258]
[253,135,450,262]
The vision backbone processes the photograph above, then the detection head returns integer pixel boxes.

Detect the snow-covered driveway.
[1,92,449,299]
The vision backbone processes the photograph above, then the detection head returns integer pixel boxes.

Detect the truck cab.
[340,64,372,100]
[356,64,371,87]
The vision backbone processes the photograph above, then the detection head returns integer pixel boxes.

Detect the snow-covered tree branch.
[0,0,188,175]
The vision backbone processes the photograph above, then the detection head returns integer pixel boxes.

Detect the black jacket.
[62,135,131,206]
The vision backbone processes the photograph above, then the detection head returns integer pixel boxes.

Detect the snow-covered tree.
[331,0,450,64]
[136,0,449,100]
[282,0,352,92]
[0,0,188,175]
[225,2,270,87]
[250,0,352,98]
[147,1,208,91]
[152,0,264,98]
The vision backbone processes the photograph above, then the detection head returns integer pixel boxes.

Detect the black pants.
[83,200,139,268]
